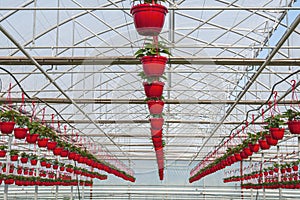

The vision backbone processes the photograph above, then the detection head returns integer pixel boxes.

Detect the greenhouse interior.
[0,0,299,199]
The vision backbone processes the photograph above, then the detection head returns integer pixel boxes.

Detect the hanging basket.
[10,155,18,161]
[151,128,163,138]
[265,134,278,146]
[26,134,39,144]
[287,120,300,134]
[270,128,285,140]
[47,141,57,150]
[53,147,63,156]
[234,153,242,161]
[152,136,162,148]
[143,81,164,98]
[258,139,270,150]
[37,138,49,148]
[147,100,164,115]
[13,128,28,139]
[141,56,168,77]
[0,150,6,157]
[20,157,28,164]
[248,143,260,153]
[150,118,164,130]
[1,121,16,134]
[130,3,168,36]
[243,147,253,156]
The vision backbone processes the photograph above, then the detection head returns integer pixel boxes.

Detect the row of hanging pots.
[0,109,136,182]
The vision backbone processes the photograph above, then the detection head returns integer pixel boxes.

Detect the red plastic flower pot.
[293,165,299,171]
[147,100,164,115]
[10,155,18,161]
[37,137,49,148]
[68,152,76,160]
[13,128,28,139]
[240,151,248,159]
[150,118,164,130]
[141,56,168,77]
[243,147,253,156]
[1,121,16,134]
[249,143,260,153]
[288,120,300,134]
[41,161,47,167]
[46,163,51,168]
[53,147,63,155]
[130,3,168,36]
[60,149,69,157]
[59,166,65,171]
[152,136,162,148]
[20,157,28,164]
[151,128,163,138]
[259,139,270,149]
[0,150,6,157]
[53,165,58,170]
[266,134,278,146]
[4,179,14,185]
[26,134,39,144]
[30,159,37,165]
[143,81,164,98]
[270,128,285,140]
[234,153,242,161]
[47,141,57,150]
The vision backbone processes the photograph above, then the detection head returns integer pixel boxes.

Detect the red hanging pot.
[266,134,278,146]
[0,150,6,157]
[20,157,28,164]
[258,139,270,149]
[4,179,14,185]
[10,155,18,161]
[151,128,163,138]
[68,152,76,160]
[26,134,39,144]
[46,163,51,168]
[293,165,298,171]
[37,137,49,148]
[41,161,47,167]
[1,121,16,134]
[152,136,162,148]
[30,159,37,165]
[150,118,164,130]
[130,3,168,36]
[147,100,164,115]
[53,147,63,156]
[60,149,69,157]
[47,141,57,150]
[243,147,253,156]
[240,151,248,159]
[53,165,58,170]
[270,128,285,140]
[234,153,242,161]
[59,166,65,171]
[141,56,168,77]
[287,120,300,134]
[143,81,164,98]
[13,128,28,139]
[249,143,260,153]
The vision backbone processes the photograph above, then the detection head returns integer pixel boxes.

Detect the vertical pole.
[82,182,85,200]
[70,186,74,200]
[277,145,281,199]
[4,136,13,200]
[262,153,265,200]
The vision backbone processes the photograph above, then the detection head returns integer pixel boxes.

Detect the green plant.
[138,71,167,84]
[15,115,29,128]
[283,109,300,121]
[247,132,260,144]
[264,114,285,129]
[0,110,18,122]
[0,145,7,151]
[9,150,19,156]
[21,152,29,158]
[27,121,41,135]
[258,131,268,139]
[134,42,171,58]
[29,153,38,160]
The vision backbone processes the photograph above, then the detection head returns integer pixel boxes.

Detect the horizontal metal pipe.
[2,97,298,105]
[0,7,298,10]
[0,56,299,66]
